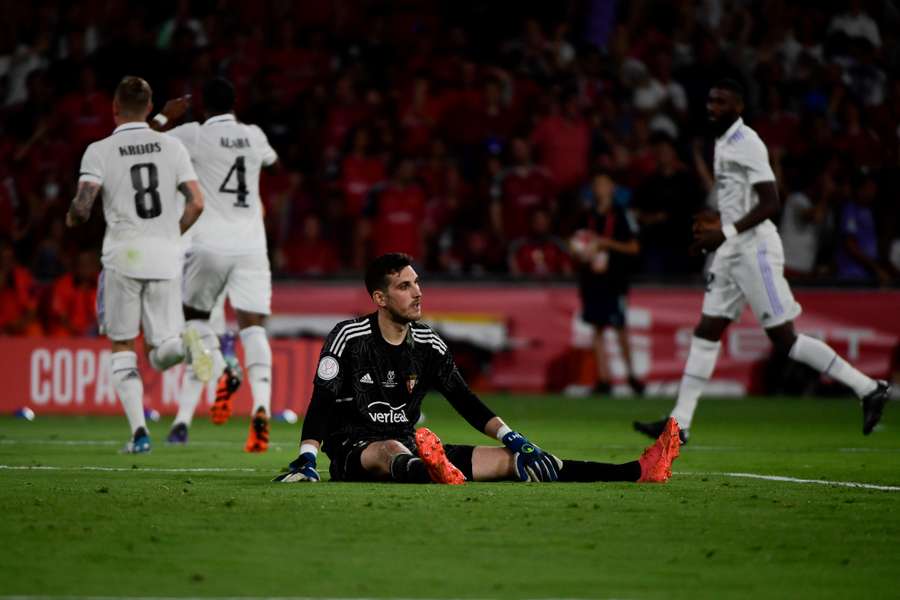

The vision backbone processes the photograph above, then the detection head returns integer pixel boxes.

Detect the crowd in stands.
[1,0,899,336]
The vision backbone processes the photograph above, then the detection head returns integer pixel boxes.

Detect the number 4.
[220,156,248,207]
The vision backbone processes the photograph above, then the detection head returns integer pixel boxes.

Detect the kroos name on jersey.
[117,142,162,157]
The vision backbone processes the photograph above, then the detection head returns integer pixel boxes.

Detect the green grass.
[1,394,899,599]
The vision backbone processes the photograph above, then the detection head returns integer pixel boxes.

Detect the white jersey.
[713,117,778,251]
[168,114,277,255]
[79,122,197,279]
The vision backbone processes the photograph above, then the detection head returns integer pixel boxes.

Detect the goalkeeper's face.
[381,266,423,324]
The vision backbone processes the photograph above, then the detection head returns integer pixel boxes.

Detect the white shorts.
[702,233,802,328]
[182,249,272,316]
[97,268,184,346]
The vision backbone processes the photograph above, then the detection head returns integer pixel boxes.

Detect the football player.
[634,80,892,443]
[66,76,212,453]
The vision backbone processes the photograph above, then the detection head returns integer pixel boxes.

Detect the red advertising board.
[3,337,318,417]
[1,286,898,415]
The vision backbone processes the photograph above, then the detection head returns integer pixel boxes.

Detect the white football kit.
[168,114,278,315]
[79,122,197,344]
[702,117,801,328]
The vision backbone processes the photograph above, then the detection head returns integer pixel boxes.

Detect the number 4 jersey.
[168,114,278,256]
[79,122,198,280]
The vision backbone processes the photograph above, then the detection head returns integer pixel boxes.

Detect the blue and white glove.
[501,430,562,482]
[273,451,320,483]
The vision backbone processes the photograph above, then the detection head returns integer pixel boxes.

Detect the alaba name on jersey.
[713,117,779,250]
[79,122,197,279]
[168,114,277,255]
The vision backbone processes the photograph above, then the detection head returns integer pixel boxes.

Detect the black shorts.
[581,292,626,328]
[325,434,475,482]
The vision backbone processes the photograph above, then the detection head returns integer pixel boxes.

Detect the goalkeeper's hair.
[114,76,152,116]
[203,77,235,115]
[365,253,414,295]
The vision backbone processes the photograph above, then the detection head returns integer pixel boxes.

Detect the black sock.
[389,454,432,483]
[558,459,641,482]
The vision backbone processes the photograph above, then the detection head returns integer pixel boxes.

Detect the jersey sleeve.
[312,322,354,395]
[167,122,199,156]
[171,138,198,186]
[78,143,104,185]
[739,137,776,185]
[248,124,278,167]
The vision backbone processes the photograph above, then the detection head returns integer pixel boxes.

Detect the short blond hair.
[114,76,152,116]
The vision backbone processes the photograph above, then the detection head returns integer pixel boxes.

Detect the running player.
[66,75,212,453]
[274,253,681,484]
[153,78,278,452]
[634,79,892,444]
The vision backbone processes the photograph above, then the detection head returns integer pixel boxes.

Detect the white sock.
[670,336,721,430]
[174,366,204,427]
[149,336,185,371]
[111,351,146,435]
[789,334,877,398]
[240,325,271,415]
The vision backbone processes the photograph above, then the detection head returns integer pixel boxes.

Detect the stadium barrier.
[4,286,898,415]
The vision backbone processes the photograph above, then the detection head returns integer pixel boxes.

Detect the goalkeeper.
[274,253,680,485]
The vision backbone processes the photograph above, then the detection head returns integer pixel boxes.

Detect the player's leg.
[230,253,274,452]
[612,294,645,394]
[742,236,891,433]
[635,253,742,442]
[100,269,150,452]
[463,418,680,483]
[172,250,230,439]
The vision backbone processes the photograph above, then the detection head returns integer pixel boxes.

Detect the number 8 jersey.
[168,114,278,256]
[79,122,198,279]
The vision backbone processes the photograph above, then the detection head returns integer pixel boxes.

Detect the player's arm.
[149,95,191,131]
[65,181,101,227]
[178,180,204,234]
[272,384,332,482]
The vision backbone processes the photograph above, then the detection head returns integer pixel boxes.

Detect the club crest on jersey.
[407,374,418,393]
[383,370,397,388]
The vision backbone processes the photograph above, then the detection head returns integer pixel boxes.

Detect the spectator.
[633,132,703,275]
[508,209,572,277]
[835,171,892,285]
[530,89,590,196]
[45,248,98,337]
[0,237,41,336]
[278,213,340,276]
[490,137,556,242]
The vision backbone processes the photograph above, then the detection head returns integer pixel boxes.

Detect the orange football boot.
[244,408,270,453]
[210,367,239,425]
[637,417,681,483]
[415,427,465,485]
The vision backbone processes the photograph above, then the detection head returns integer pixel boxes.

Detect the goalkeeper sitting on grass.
[274,253,680,485]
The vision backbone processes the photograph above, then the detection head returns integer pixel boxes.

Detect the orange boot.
[637,417,681,483]
[414,427,465,484]
[244,407,269,453]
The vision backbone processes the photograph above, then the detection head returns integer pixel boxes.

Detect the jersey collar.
[716,117,743,144]
[204,113,236,126]
[113,122,150,134]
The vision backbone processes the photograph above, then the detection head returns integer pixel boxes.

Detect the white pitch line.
[679,471,900,492]
[0,465,260,473]
[0,597,623,600]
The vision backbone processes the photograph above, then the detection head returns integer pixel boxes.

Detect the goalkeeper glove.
[272,451,320,483]
[501,430,562,482]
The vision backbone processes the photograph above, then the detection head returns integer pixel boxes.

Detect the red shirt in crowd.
[280,238,340,275]
[0,266,40,336]
[46,273,97,337]
[530,114,590,192]
[368,183,427,259]
[342,155,386,217]
[497,166,555,240]
[509,238,572,276]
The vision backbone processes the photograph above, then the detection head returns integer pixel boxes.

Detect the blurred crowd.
[1,0,899,336]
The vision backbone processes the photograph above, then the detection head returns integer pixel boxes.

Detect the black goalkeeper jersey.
[301,312,496,452]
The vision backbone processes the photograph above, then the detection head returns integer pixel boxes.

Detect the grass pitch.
[1,394,898,600]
